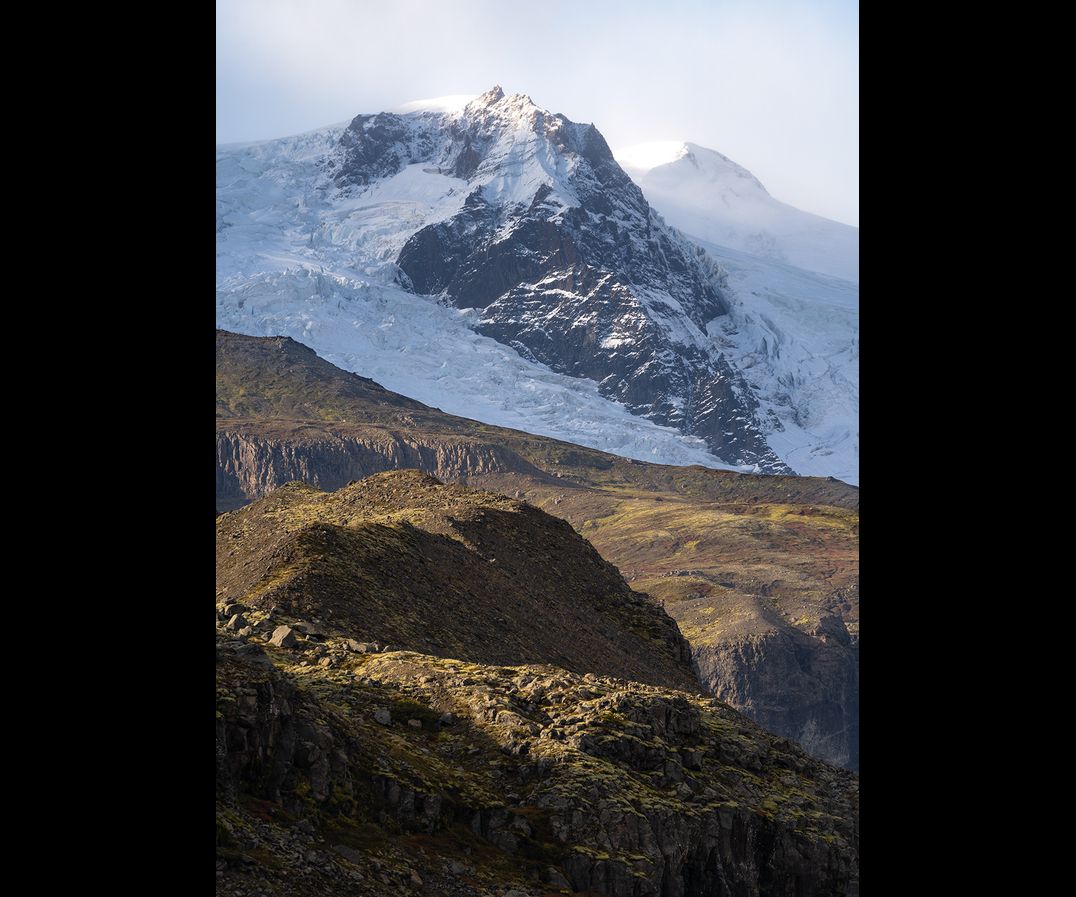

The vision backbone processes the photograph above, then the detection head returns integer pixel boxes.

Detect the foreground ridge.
[216,638,859,896]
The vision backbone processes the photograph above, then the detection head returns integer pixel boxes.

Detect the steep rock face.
[216,428,535,508]
[332,87,785,472]
[693,623,860,772]
[217,635,859,896]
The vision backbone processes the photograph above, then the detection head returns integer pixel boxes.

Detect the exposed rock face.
[217,635,859,896]
[331,87,786,472]
[693,624,860,772]
[216,428,533,508]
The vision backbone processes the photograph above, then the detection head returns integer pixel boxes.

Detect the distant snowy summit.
[616,141,858,284]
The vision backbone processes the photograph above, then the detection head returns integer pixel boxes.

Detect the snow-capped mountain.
[697,240,858,482]
[216,104,735,470]
[217,86,857,481]
[613,141,859,482]
[616,141,859,284]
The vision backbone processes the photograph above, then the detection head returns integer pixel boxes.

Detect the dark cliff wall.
[217,637,859,896]
[692,626,859,772]
[217,429,534,505]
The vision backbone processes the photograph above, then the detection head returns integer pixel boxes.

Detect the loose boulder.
[270,626,298,648]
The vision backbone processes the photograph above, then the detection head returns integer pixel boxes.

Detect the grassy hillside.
[216,330,860,768]
[217,470,698,692]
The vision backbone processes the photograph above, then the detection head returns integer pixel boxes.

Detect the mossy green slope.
[217,470,698,693]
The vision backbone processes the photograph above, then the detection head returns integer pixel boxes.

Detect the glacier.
[616,141,858,483]
[216,126,738,470]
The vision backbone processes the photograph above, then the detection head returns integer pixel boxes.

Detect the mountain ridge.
[217,469,699,693]
[216,330,859,771]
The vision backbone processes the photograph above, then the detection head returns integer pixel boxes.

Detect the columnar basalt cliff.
[693,624,860,771]
[216,429,536,511]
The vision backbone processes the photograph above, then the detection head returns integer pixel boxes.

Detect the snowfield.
[617,141,859,284]
[615,140,858,483]
[694,238,858,483]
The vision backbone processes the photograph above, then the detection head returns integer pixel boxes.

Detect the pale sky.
[216,0,859,226]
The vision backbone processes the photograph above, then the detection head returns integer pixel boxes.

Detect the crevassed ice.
[216,128,748,472]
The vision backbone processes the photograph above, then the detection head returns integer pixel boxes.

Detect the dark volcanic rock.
[694,626,860,771]
[216,637,859,896]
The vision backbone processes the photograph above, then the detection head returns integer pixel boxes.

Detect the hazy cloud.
[216,0,858,225]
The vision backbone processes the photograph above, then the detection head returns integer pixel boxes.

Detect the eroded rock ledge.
[217,631,859,897]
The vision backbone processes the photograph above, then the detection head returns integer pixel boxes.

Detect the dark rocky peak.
[332,86,637,202]
[467,83,505,107]
[334,111,435,187]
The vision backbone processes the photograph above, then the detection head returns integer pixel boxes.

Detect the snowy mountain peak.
[217,91,857,481]
[618,140,858,283]
[331,86,630,218]
[617,141,769,197]
[467,84,506,108]
[460,86,550,130]
[678,143,770,196]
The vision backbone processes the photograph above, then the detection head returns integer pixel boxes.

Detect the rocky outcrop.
[216,427,535,506]
[397,188,776,468]
[216,472,699,693]
[217,634,859,897]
